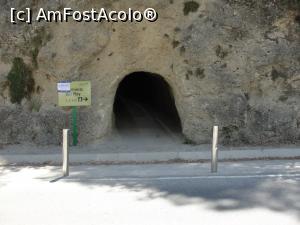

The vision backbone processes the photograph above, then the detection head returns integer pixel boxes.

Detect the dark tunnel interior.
[113,72,182,135]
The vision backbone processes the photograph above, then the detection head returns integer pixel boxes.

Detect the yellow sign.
[58,81,91,106]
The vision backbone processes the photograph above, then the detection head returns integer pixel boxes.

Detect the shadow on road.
[50,175,68,183]
[1,162,300,220]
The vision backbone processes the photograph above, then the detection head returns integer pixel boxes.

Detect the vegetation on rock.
[30,27,52,68]
[183,1,200,16]
[7,57,35,104]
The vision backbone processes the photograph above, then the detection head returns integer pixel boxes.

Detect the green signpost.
[72,106,78,146]
[57,81,91,146]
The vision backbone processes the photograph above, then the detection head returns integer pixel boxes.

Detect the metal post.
[211,126,218,173]
[72,106,78,146]
[62,129,69,176]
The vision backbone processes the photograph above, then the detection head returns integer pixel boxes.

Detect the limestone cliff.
[0,0,299,146]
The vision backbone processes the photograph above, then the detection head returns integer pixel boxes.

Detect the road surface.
[114,97,182,143]
[0,160,300,225]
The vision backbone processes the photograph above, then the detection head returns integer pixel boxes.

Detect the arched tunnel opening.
[113,72,182,140]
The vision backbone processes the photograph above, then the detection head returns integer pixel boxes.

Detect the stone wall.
[0,0,299,146]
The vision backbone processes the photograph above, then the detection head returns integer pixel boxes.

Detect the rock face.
[0,0,299,146]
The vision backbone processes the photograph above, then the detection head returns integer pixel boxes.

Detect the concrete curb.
[0,147,299,165]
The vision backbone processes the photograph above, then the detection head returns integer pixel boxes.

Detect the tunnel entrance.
[113,72,182,141]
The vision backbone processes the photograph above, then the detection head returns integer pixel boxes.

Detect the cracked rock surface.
[0,0,299,146]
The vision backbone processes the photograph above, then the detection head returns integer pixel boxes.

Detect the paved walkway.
[0,143,299,165]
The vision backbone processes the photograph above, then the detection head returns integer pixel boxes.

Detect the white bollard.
[211,126,218,173]
[62,129,69,176]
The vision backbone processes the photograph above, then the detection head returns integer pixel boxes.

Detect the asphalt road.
[0,160,299,225]
[114,97,182,142]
